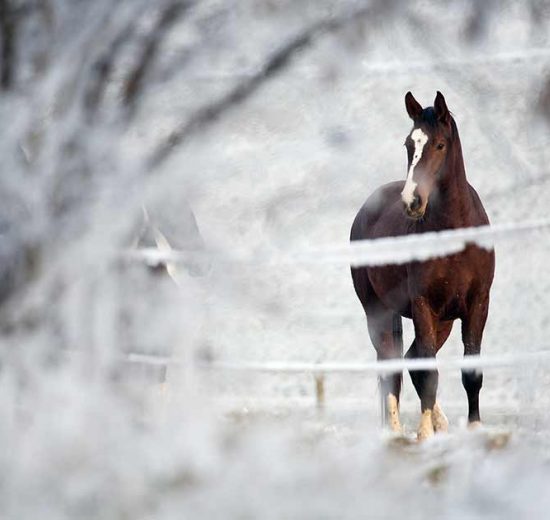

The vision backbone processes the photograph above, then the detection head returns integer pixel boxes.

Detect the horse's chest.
[408,255,473,316]
[369,246,491,319]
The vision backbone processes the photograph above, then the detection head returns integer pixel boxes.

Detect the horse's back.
[350,181,408,242]
[350,181,412,315]
[468,184,491,226]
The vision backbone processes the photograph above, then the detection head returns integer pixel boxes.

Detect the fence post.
[314,373,325,410]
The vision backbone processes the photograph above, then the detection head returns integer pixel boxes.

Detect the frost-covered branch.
[0,0,16,89]
[147,0,392,168]
[122,0,194,116]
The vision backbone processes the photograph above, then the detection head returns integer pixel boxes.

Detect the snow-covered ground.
[1,0,550,518]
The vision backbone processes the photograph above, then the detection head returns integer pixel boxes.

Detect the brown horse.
[350,92,495,440]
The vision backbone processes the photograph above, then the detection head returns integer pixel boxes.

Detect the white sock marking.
[387,393,402,433]
[401,128,428,206]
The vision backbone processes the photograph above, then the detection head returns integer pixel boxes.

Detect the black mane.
[418,106,458,140]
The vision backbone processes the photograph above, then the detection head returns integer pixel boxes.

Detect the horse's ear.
[405,91,423,120]
[434,91,450,124]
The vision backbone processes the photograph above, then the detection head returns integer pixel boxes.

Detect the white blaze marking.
[401,128,428,206]
[387,393,402,433]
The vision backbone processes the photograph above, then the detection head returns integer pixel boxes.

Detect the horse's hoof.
[433,402,449,433]
[417,410,434,441]
[389,423,403,435]
[389,419,403,434]
[468,420,482,430]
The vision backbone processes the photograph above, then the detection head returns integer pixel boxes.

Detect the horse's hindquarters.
[367,264,412,318]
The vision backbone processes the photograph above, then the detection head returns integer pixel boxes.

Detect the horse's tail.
[392,313,403,358]
[392,312,404,386]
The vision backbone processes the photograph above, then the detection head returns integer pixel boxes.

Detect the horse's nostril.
[410,195,421,212]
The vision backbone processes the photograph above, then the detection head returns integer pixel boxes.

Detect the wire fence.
[123,216,550,268]
[126,350,550,374]
[120,215,550,413]
[125,350,550,410]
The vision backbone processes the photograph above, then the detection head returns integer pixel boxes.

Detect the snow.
[1,0,550,518]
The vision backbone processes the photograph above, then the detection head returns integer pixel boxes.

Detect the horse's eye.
[437,142,445,150]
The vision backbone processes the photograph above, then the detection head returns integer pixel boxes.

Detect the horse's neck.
[430,138,475,228]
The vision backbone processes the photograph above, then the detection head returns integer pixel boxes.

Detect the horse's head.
[401,91,452,219]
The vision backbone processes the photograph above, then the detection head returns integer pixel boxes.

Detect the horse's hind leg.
[406,320,453,438]
[366,306,403,433]
[351,267,403,432]
[461,295,489,427]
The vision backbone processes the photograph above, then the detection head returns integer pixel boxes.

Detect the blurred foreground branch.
[122,0,194,116]
[147,0,395,168]
[0,0,16,89]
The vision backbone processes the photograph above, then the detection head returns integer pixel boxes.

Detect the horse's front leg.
[461,294,490,427]
[406,319,453,434]
[410,296,439,440]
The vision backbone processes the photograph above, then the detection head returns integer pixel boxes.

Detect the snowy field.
[1,0,550,518]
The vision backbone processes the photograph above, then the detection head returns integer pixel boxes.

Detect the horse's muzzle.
[404,194,425,219]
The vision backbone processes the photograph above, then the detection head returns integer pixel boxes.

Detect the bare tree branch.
[83,21,136,120]
[122,0,194,117]
[147,1,393,169]
[0,0,16,89]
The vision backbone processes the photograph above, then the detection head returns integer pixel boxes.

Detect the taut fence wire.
[126,350,550,374]
[123,216,550,268]
[121,215,550,402]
